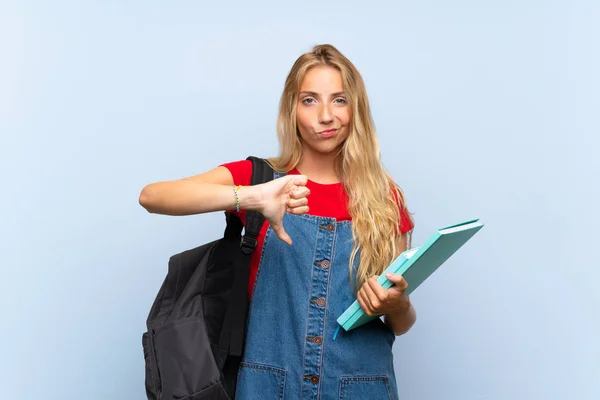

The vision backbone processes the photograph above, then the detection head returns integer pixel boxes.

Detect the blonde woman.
[139,44,416,400]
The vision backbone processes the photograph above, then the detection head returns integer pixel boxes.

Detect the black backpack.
[142,156,275,400]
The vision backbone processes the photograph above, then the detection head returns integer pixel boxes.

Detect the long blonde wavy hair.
[268,44,413,290]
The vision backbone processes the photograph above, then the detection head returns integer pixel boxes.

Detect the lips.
[318,129,337,138]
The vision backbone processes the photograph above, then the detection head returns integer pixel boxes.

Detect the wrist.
[385,302,416,335]
[236,185,264,212]
[392,296,412,315]
[387,305,410,320]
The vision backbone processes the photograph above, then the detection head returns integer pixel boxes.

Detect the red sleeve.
[399,207,414,235]
[392,187,414,235]
[220,159,252,186]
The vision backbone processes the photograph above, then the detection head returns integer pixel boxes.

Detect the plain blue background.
[1,1,598,399]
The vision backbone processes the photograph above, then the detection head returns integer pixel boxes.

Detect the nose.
[318,103,333,124]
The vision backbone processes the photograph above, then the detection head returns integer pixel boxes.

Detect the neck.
[296,148,341,184]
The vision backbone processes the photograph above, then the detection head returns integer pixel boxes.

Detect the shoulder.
[399,206,414,235]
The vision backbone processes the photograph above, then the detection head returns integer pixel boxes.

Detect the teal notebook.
[336,218,484,332]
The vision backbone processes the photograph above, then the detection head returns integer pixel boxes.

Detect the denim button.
[308,375,319,384]
[321,260,330,269]
[307,336,323,345]
[320,223,335,232]
[316,298,326,307]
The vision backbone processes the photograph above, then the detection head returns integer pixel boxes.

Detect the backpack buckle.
[240,235,258,255]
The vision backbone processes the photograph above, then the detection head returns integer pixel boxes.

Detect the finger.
[363,278,383,312]
[287,197,309,208]
[287,205,309,215]
[288,174,308,186]
[271,222,292,246]
[357,289,374,316]
[385,273,408,292]
[357,291,368,313]
[290,186,311,199]
[367,276,390,303]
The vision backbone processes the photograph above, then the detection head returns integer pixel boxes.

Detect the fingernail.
[386,273,393,278]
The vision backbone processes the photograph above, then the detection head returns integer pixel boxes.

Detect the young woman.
[139,44,416,400]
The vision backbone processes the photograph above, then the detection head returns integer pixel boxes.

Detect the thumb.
[271,221,292,246]
[385,273,408,291]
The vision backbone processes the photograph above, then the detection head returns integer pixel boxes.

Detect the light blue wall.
[1,1,598,399]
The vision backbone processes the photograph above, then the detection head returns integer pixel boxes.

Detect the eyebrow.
[299,91,346,97]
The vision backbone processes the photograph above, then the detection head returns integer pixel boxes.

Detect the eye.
[334,98,347,104]
[302,97,316,104]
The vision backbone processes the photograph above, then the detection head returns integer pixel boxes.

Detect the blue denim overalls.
[235,209,399,399]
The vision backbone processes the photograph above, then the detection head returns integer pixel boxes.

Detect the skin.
[295,65,351,184]
[138,65,415,335]
[139,170,310,246]
[294,65,416,335]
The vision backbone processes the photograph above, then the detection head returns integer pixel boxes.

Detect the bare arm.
[138,166,262,216]
[384,293,417,336]
[384,233,417,335]
[138,166,310,245]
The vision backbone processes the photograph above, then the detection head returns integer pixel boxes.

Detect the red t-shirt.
[221,160,414,298]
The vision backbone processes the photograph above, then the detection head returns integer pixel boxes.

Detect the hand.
[256,174,310,245]
[357,273,411,317]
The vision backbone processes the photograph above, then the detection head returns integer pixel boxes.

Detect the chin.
[312,141,345,155]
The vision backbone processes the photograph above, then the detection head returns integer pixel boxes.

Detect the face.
[296,65,351,156]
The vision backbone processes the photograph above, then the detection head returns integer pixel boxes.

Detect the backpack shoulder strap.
[240,156,277,254]
[220,156,277,357]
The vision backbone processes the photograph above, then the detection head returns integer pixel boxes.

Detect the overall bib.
[235,211,399,400]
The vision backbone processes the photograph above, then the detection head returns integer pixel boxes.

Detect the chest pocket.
[339,376,394,400]
[236,362,286,399]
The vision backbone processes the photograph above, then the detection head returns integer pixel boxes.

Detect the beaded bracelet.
[233,185,242,212]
